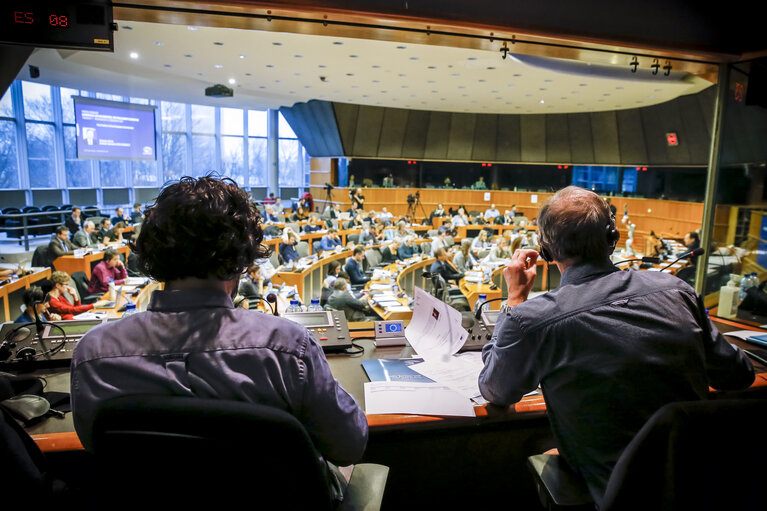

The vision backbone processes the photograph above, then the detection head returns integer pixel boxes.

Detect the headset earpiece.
[606,216,620,253]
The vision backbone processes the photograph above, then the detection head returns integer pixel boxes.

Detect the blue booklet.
[361,358,435,383]
[746,333,767,348]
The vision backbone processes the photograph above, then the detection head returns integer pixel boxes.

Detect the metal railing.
[0,209,96,251]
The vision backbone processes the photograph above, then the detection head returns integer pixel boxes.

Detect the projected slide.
[74,97,157,160]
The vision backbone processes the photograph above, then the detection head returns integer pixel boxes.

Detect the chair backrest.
[312,240,322,253]
[31,245,52,268]
[364,248,381,269]
[601,398,767,511]
[427,229,438,237]
[420,241,432,255]
[285,222,301,234]
[91,395,335,510]
[347,233,360,244]
[295,241,310,258]
[269,249,280,269]
[444,235,455,247]
[70,271,90,299]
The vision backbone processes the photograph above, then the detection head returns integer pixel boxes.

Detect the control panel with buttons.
[461,309,500,351]
[282,310,353,352]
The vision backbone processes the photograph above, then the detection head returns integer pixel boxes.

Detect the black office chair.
[31,244,52,268]
[89,395,389,511]
[527,398,767,511]
[70,271,101,304]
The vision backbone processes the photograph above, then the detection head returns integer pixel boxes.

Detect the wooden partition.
[311,186,705,253]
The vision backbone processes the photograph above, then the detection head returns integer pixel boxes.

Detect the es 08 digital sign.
[1,1,114,52]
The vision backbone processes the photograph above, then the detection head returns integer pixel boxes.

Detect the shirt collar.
[148,288,234,312]
[559,258,619,287]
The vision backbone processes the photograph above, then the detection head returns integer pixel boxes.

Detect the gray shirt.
[71,288,368,465]
[479,260,754,506]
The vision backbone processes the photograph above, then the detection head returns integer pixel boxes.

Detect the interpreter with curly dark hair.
[71,175,368,502]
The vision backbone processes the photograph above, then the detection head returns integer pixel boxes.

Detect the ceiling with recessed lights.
[23,20,713,114]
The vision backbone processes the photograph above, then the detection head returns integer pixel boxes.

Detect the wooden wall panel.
[520,115,546,162]
[496,115,522,161]
[471,114,498,162]
[352,106,385,157]
[567,114,595,163]
[591,111,621,164]
[616,109,648,164]
[545,114,571,163]
[424,112,451,160]
[377,108,410,158]
[332,103,359,155]
[447,113,477,161]
[401,109,431,159]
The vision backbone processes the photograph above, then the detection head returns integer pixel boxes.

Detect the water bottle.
[740,274,752,301]
[286,300,303,313]
[308,298,322,312]
[474,293,487,313]
[750,273,760,295]
[122,303,137,317]
[108,278,115,301]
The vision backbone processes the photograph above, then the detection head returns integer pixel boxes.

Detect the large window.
[0,80,309,194]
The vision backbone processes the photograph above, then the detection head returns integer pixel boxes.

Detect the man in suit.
[65,207,83,234]
[344,247,370,285]
[327,278,370,322]
[430,247,464,285]
[95,218,112,243]
[48,225,76,260]
[73,221,98,248]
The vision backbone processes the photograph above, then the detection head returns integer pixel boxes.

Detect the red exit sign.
[666,133,678,146]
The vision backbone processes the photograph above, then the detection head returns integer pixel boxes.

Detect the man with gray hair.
[327,277,370,322]
[479,186,754,507]
[73,220,98,248]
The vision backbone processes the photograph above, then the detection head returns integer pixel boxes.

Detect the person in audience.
[290,206,309,222]
[279,232,300,263]
[479,186,754,507]
[430,203,447,222]
[95,218,112,243]
[484,237,513,262]
[452,208,469,227]
[472,176,487,190]
[373,223,387,242]
[48,270,109,319]
[71,176,367,499]
[320,229,343,252]
[281,226,298,245]
[484,204,500,222]
[104,222,126,244]
[274,197,283,211]
[500,210,515,225]
[263,192,276,205]
[395,221,413,239]
[48,225,76,260]
[66,207,83,234]
[263,206,278,223]
[300,191,314,212]
[438,220,456,237]
[322,203,341,222]
[130,203,144,224]
[324,260,343,289]
[73,221,98,248]
[452,239,477,273]
[398,235,420,259]
[378,207,393,222]
[380,239,401,264]
[15,285,61,323]
[443,177,452,188]
[350,187,365,210]
[111,207,129,225]
[430,231,447,256]
[430,247,464,285]
[344,246,370,285]
[327,278,370,322]
[684,231,701,266]
[357,224,376,245]
[471,230,492,257]
[87,249,127,295]
[238,264,264,300]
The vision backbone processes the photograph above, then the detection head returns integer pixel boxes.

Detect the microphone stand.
[659,248,704,271]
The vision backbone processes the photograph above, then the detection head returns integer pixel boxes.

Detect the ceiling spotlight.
[239,55,247,59]
[187,26,199,31]
[129,52,139,59]
[153,41,164,46]
[214,64,223,69]
[228,78,236,84]
[540,100,545,104]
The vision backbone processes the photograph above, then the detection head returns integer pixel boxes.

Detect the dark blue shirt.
[319,235,342,252]
[344,257,369,285]
[397,243,419,260]
[279,242,299,263]
[479,259,754,506]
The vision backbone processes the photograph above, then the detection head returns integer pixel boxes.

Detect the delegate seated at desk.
[87,249,127,295]
[48,226,76,260]
[72,221,99,248]
[397,236,420,259]
[430,248,464,285]
[14,285,61,323]
[478,186,755,508]
[70,176,367,502]
[319,229,343,251]
[327,277,370,322]
[344,247,370,285]
[380,240,401,264]
[279,233,300,263]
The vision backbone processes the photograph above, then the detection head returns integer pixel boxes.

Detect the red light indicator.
[734,82,745,103]
[666,133,678,146]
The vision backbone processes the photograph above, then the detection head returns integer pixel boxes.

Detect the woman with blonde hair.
[452,239,477,272]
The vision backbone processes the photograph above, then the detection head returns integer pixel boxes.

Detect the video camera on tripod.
[406,190,420,206]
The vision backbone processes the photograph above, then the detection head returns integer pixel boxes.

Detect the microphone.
[474,297,505,319]
[266,293,279,316]
[614,256,661,266]
[660,248,704,271]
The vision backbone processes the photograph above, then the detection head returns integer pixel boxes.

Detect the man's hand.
[503,249,539,307]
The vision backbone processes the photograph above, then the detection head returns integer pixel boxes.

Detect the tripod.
[407,192,428,221]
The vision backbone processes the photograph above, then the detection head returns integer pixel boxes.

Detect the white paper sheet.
[405,287,468,360]
[408,354,484,401]
[364,382,475,417]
